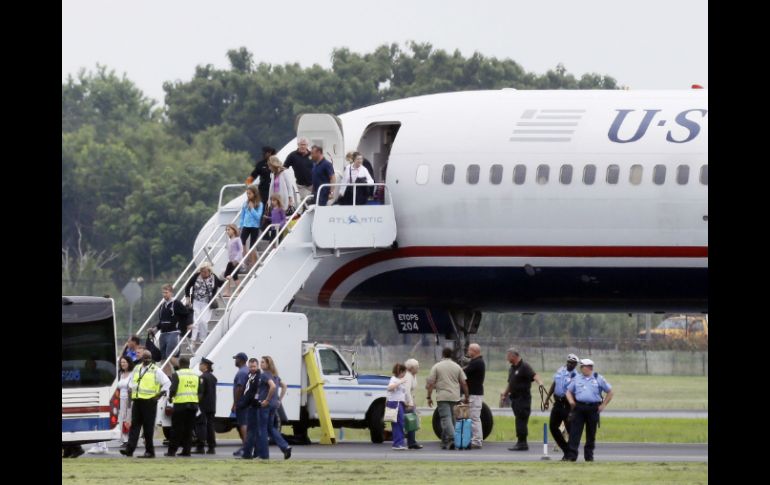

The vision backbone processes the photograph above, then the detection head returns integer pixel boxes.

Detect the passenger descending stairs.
[191,199,327,362]
[134,184,397,369]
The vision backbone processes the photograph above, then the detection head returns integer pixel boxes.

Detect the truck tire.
[367,400,385,443]
[480,402,494,439]
[289,407,311,445]
[431,403,495,440]
[291,423,311,445]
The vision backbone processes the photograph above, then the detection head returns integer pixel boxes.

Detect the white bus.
[61,296,120,456]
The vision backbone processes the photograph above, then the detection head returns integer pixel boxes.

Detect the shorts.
[236,408,248,427]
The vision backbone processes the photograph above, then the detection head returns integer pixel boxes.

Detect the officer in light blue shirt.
[544,353,579,457]
[563,359,614,462]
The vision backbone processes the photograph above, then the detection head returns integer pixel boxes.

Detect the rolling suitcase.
[454,418,472,450]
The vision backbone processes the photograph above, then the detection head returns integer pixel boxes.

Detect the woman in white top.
[87,355,134,454]
[117,356,135,446]
[386,363,408,450]
[267,156,295,211]
[403,359,423,449]
[339,154,374,205]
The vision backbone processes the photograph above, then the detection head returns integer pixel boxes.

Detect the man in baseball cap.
[231,352,250,456]
[545,352,581,457]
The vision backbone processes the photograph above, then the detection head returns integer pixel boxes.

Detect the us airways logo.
[509,109,585,142]
[608,109,708,144]
[328,215,384,224]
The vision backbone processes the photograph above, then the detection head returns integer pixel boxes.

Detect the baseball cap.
[567,353,579,363]
[580,358,595,367]
[233,352,248,361]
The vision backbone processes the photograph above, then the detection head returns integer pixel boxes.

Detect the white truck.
[159,312,391,443]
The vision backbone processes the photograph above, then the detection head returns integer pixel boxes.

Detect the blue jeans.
[256,406,271,459]
[242,407,260,458]
[159,331,180,360]
[437,401,456,446]
[407,429,417,446]
[268,406,289,451]
[387,401,405,447]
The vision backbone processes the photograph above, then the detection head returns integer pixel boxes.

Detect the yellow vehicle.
[640,315,708,340]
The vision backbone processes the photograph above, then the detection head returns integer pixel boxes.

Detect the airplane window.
[467,164,480,184]
[442,164,455,185]
[606,164,620,184]
[629,164,643,185]
[583,164,596,185]
[653,165,666,185]
[490,164,503,185]
[699,165,708,185]
[559,165,573,184]
[677,165,690,185]
[415,164,429,185]
[513,164,526,185]
[536,165,549,185]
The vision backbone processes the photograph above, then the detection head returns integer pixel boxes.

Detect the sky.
[62,0,708,105]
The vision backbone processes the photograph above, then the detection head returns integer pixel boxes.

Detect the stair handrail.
[133,207,242,339]
[159,214,288,369]
[218,183,247,211]
[220,194,315,329]
[317,182,392,209]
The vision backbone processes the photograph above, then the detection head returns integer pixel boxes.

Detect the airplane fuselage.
[234,89,708,313]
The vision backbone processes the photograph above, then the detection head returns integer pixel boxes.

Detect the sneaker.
[391,445,407,450]
[232,448,243,457]
[87,445,107,454]
[469,443,483,449]
[408,444,423,450]
[283,446,292,460]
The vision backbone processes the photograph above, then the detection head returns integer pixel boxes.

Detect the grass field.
[381,371,709,410]
[61,460,707,484]
[216,416,707,444]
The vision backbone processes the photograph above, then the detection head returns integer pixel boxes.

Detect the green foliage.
[163,42,617,160]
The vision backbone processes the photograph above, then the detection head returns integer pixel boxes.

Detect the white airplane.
[197,88,707,339]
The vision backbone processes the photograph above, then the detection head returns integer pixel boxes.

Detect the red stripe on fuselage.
[317,246,708,306]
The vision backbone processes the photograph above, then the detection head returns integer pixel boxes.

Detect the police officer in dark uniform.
[545,353,579,457]
[193,357,218,454]
[500,347,545,451]
[564,358,614,462]
[165,357,204,457]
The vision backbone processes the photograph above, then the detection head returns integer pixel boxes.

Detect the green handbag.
[404,412,420,432]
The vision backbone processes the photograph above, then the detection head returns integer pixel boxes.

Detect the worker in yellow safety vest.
[120,350,171,458]
[165,356,203,457]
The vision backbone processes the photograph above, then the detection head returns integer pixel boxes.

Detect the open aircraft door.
[296,114,345,174]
